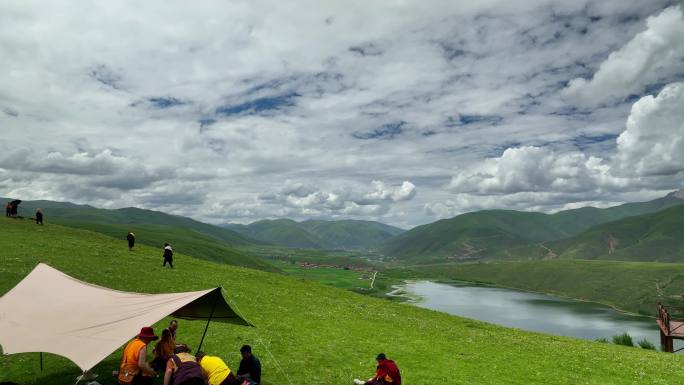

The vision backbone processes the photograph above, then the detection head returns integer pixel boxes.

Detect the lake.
[401,280,681,352]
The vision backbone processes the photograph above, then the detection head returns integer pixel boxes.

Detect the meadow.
[2,217,684,384]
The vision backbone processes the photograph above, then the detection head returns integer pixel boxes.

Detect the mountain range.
[380,190,684,262]
[4,189,684,264]
[224,218,404,250]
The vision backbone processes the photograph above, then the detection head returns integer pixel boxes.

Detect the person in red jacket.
[354,353,401,385]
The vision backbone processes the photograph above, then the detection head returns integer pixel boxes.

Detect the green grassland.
[50,219,278,272]
[411,259,684,315]
[2,217,684,384]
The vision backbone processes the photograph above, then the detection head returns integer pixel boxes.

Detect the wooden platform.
[657,304,684,352]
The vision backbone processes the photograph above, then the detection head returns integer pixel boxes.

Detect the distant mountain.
[0,198,276,271]
[543,203,684,262]
[224,219,405,250]
[381,190,684,261]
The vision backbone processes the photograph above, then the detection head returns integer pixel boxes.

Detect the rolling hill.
[2,216,683,384]
[1,198,275,271]
[382,190,684,262]
[544,203,684,262]
[225,219,405,250]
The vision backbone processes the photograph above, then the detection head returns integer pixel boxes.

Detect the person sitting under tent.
[353,353,401,385]
[196,351,242,385]
[169,319,178,339]
[162,243,174,268]
[152,329,175,373]
[163,344,206,385]
[237,345,261,385]
[118,327,159,385]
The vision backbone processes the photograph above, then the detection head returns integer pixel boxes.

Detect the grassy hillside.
[301,219,404,250]
[53,219,279,272]
[227,219,322,248]
[227,219,405,250]
[382,193,684,261]
[411,259,684,315]
[3,198,260,247]
[2,218,683,384]
[381,210,569,262]
[547,204,684,262]
[0,198,277,271]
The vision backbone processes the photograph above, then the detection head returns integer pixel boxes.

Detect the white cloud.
[562,6,684,106]
[0,0,681,227]
[615,82,684,176]
[448,146,622,194]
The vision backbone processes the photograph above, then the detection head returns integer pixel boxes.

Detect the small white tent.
[0,263,250,371]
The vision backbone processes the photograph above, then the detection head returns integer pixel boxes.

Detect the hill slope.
[0,198,275,271]
[226,219,404,250]
[2,198,260,247]
[547,203,684,262]
[2,217,683,384]
[382,191,684,261]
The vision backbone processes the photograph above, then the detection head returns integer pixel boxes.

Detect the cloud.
[448,146,621,194]
[615,82,684,176]
[0,0,680,227]
[562,6,684,106]
[446,82,684,210]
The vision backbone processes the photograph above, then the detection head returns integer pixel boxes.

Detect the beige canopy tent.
[0,263,251,371]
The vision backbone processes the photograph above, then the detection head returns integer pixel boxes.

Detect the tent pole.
[197,289,220,352]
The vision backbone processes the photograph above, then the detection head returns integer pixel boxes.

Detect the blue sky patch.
[148,97,185,109]
[457,114,504,125]
[216,92,299,116]
[352,121,406,140]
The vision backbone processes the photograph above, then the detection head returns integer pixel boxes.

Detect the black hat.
[240,345,252,353]
[376,353,386,360]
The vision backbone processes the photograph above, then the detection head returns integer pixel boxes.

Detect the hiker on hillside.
[127,232,136,251]
[237,345,261,385]
[354,353,401,385]
[35,209,43,225]
[118,327,159,385]
[9,200,19,217]
[163,344,206,385]
[162,243,174,268]
[5,202,10,217]
[152,329,175,373]
[196,351,242,385]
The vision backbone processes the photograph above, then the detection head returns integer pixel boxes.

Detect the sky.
[1,0,683,228]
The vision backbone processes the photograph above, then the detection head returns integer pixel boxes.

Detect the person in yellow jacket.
[196,352,243,385]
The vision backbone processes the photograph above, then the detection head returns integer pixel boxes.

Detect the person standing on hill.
[163,243,174,268]
[127,232,136,251]
[5,202,10,217]
[354,353,401,385]
[237,345,261,385]
[35,209,43,225]
[118,327,159,385]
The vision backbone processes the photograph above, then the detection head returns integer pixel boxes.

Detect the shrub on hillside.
[637,339,656,350]
[612,333,634,347]
[594,337,609,343]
